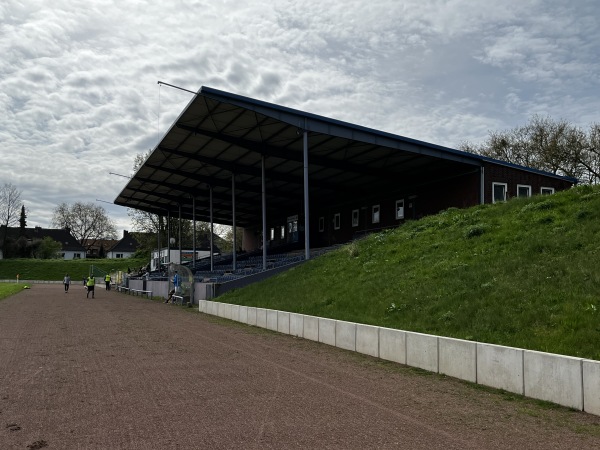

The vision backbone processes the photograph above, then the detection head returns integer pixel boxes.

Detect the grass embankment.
[0,258,148,282]
[221,184,600,360]
[0,283,24,300]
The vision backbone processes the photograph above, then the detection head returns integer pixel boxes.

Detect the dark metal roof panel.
[114,86,577,226]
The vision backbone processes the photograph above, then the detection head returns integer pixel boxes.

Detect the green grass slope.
[221,184,600,360]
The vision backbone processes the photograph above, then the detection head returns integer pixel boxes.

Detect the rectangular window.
[492,183,507,203]
[280,226,285,239]
[117,254,123,258]
[334,213,341,230]
[372,205,380,224]
[319,217,324,232]
[270,228,275,241]
[352,209,359,227]
[395,199,405,220]
[541,187,555,195]
[517,185,531,198]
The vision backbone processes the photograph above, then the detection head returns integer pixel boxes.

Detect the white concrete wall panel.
[289,313,304,338]
[247,307,257,326]
[303,315,319,342]
[239,306,248,324]
[266,309,278,331]
[335,321,356,352]
[438,337,477,383]
[356,324,379,358]
[198,300,207,313]
[256,308,267,329]
[379,327,406,365]
[583,360,600,416]
[230,304,240,322]
[406,332,439,373]
[318,318,336,347]
[524,350,583,410]
[477,343,523,395]
[277,311,290,334]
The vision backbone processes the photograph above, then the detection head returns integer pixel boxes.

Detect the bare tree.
[0,183,22,250]
[128,151,233,256]
[460,115,600,184]
[52,202,117,251]
[128,151,162,256]
[579,123,600,184]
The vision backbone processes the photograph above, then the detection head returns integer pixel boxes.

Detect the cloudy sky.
[1,0,598,236]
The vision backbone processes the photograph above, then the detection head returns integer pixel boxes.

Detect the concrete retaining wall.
[197,300,600,416]
[439,337,477,383]
[524,350,583,411]
[406,331,438,373]
[476,343,524,395]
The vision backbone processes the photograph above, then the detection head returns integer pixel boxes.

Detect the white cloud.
[0,0,599,234]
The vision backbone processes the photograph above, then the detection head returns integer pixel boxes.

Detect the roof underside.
[115,87,486,228]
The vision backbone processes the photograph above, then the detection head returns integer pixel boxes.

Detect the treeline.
[460,115,600,184]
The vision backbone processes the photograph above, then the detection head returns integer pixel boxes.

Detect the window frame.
[492,182,508,203]
[372,204,380,224]
[541,186,555,195]
[517,184,531,198]
[319,216,324,232]
[395,199,405,220]
[352,209,359,227]
[334,213,341,230]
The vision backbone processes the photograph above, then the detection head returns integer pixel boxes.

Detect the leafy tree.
[14,235,30,258]
[36,236,62,259]
[51,202,117,252]
[222,227,243,253]
[19,204,27,232]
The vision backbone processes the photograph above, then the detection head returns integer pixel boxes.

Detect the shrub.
[465,224,485,239]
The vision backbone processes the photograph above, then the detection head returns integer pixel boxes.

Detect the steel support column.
[303,127,310,261]
[232,174,237,271]
[262,155,267,270]
[210,186,214,272]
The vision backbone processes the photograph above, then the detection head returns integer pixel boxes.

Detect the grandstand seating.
[130,245,340,286]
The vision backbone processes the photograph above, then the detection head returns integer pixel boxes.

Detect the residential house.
[0,226,86,260]
[106,230,140,259]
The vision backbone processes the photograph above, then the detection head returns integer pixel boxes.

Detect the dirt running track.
[1,284,599,449]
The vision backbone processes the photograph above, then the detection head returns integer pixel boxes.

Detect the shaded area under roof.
[114,86,574,227]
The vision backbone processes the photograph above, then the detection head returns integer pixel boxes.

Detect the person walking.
[86,275,95,299]
[104,273,112,290]
[63,273,71,293]
[165,270,181,303]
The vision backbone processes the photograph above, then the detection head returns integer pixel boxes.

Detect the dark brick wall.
[308,171,481,247]
[259,163,575,250]
[484,163,574,203]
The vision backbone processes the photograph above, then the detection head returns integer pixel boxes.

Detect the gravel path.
[1,284,599,449]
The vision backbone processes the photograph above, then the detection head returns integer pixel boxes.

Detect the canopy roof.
[114,86,572,227]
